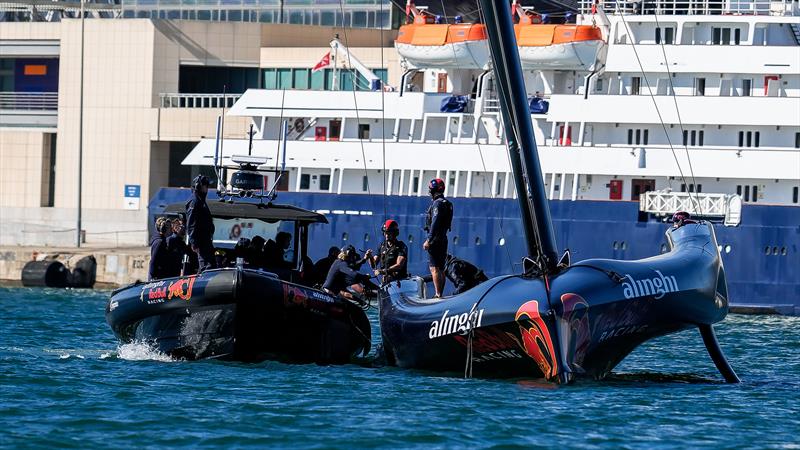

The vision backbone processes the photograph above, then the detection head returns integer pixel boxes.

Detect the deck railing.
[581,0,798,16]
[640,190,743,226]
[159,93,241,109]
[0,92,58,110]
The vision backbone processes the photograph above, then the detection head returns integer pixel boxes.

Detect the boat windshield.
[212,217,297,265]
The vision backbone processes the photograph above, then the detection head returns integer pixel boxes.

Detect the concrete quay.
[0,245,149,287]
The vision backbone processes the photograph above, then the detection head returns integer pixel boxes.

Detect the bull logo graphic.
[515,300,557,380]
[167,277,196,301]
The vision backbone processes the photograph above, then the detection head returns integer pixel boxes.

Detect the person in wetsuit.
[322,245,373,300]
[443,254,488,294]
[263,231,292,270]
[368,219,408,285]
[313,246,340,286]
[423,178,453,298]
[148,217,172,281]
[165,217,190,278]
[186,175,216,272]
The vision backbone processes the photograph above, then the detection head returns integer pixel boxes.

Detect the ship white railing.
[580,0,798,16]
[0,92,58,110]
[640,190,743,226]
[159,93,241,109]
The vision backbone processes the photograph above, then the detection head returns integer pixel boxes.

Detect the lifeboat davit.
[516,23,605,70]
[395,21,489,69]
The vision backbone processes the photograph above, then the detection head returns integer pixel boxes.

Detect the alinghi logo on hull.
[622,270,679,300]
[429,303,485,339]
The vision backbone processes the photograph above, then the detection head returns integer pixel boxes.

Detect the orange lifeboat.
[514,9,606,70]
[395,4,489,69]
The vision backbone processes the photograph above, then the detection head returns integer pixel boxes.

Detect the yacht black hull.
[106,268,371,363]
[380,222,733,382]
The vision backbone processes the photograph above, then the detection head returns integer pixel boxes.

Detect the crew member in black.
[423,178,453,298]
[263,231,292,270]
[368,219,408,284]
[165,217,189,277]
[443,254,488,294]
[148,217,172,281]
[186,175,216,272]
[322,245,372,300]
[313,246,340,286]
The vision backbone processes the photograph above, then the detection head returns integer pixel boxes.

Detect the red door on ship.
[609,179,623,200]
[315,126,327,141]
[559,125,572,146]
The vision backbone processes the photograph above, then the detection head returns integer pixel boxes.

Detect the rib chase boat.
[106,155,371,363]
[379,0,740,383]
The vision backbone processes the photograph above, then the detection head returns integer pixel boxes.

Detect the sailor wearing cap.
[368,219,408,284]
[186,175,217,272]
[423,178,453,298]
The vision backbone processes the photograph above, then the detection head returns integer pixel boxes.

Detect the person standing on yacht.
[186,175,217,272]
[423,178,453,298]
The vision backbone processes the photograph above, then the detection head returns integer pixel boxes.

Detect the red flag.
[312,52,331,73]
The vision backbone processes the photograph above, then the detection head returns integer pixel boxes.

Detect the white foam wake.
[116,341,175,362]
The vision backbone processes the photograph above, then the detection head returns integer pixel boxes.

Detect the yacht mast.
[478,0,559,273]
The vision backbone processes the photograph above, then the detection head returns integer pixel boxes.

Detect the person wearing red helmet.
[423,178,453,298]
[368,219,408,284]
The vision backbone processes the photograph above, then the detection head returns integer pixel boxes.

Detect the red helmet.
[428,178,445,194]
[382,219,400,235]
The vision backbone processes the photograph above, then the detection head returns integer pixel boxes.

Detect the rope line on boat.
[651,11,703,215]
[614,2,702,214]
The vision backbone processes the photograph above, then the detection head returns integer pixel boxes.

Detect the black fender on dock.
[21,260,69,288]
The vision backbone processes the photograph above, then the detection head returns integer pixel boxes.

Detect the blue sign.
[124,185,141,198]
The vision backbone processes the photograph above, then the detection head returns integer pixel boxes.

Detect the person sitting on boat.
[443,254,488,294]
[423,178,453,298]
[247,235,266,268]
[263,231,292,270]
[148,217,172,281]
[322,245,374,301]
[368,219,408,285]
[186,175,217,272]
[313,246,341,286]
[165,217,190,277]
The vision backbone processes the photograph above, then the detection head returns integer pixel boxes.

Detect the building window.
[299,174,310,190]
[694,78,705,96]
[319,174,331,191]
[362,175,369,192]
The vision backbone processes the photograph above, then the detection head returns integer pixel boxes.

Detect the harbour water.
[1,286,798,448]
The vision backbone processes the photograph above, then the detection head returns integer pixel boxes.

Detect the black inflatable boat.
[106,201,370,363]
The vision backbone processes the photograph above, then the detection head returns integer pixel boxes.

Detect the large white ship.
[166,0,798,313]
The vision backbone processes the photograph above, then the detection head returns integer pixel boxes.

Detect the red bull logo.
[515,300,557,379]
[167,277,196,301]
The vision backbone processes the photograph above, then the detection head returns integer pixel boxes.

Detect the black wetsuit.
[425,194,453,269]
[444,255,489,294]
[148,232,170,281]
[186,192,216,272]
[164,232,188,278]
[323,259,369,294]
[313,255,337,286]
[376,239,408,283]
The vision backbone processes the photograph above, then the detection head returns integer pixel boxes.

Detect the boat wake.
[114,341,176,362]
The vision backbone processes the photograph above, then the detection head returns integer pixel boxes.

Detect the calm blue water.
[1,286,798,449]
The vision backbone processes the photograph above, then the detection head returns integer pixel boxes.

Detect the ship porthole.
[498,238,506,246]
[781,247,787,256]
[453,236,459,245]
[475,237,481,246]
[725,245,731,254]
[408,234,414,243]
[621,241,627,250]
[364,233,370,242]
[613,241,619,250]
[772,246,779,256]
[764,246,771,255]
[342,232,348,241]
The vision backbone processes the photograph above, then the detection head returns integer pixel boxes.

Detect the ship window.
[744,185,750,201]
[635,129,641,144]
[754,131,760,147]
[681,183,686,192]
[738,131,744,147]
[793,186,799,203]
[665,27,675,44]
[712,28,722,44]
[631,76,641,95]
[413,176,419,193]
[694,78,705,96]
[741,79,752,97]
[752,185,758,202]
[722,28,731,45]
[319,174,331,191]
[795,132,800,148]
[362,176,369,192]
[736,185,742,196]
[627,129,634,145]
[699,130,704,146]
[596,78,604,92]
[734,28,741,45]
[683,130,688,146]
[299,174,310,190]
[643,129,649,145]
[697,184,702,193]
[358,124,370,140]
[655,27,661,43]
[746,131,752,147]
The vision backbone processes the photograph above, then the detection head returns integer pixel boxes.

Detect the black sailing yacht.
[379,0,739,383]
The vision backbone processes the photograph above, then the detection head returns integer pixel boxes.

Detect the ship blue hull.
[151,189,800,315]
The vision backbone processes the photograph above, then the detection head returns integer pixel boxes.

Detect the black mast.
[478,0,560,273]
